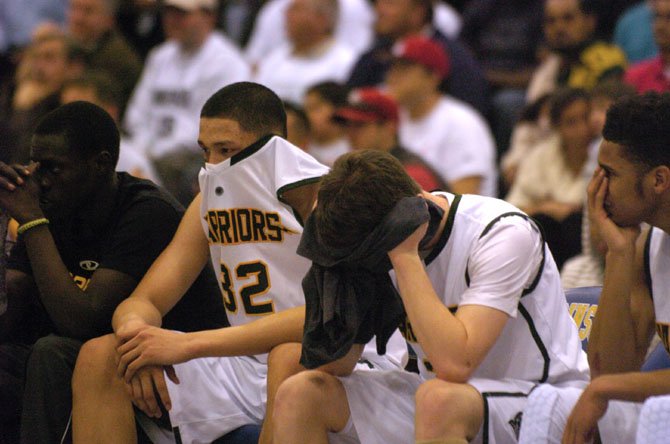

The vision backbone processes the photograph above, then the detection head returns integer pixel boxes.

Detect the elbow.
[432,358,475,384]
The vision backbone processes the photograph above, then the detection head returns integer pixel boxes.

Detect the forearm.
[185,306,305,360]
[589,370,670,404]
[392,254,471,381]
[22,226,112,338]
[588,248,642,375]
[112,296,163,333]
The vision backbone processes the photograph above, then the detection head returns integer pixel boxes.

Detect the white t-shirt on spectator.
[244,0,373,68]
[254,40,356,104]
[399,96,498,196]
[123,32,250,159]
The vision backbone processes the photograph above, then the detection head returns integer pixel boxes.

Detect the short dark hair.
[306,81,349,107]
[34,101,120,165]
[550,87,590,127]
[201,82,287,138]
[603,92,670,169]
[314,150,421,249]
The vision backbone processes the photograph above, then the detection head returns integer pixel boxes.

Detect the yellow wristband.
[17,218,49,235]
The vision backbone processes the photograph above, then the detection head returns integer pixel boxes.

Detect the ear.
[652,165,670,193]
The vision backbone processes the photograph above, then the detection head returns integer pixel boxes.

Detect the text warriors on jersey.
[205,207,298,245]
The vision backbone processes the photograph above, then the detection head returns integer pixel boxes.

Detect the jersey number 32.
[219,260,274,315]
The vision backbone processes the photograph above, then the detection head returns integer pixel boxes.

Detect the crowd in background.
[2,0,667,276]
[1,0,670,442]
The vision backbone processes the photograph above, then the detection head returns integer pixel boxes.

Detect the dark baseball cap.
[333,88,400,124]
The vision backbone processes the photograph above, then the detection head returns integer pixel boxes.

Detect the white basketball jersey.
[645,227,670,354]
[199,135,328,328]
[399,192,589,384]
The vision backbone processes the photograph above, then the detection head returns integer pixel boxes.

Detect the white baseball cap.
[163,0,217,11]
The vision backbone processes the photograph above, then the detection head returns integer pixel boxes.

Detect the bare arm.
[586,170,655,376]
[389,223,509,383]
[0,163,138,339]
[112,194,210,335]
[117,305,306,380]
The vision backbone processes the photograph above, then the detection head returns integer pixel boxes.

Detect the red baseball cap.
[391,36,450,79]
[333,88,400,124]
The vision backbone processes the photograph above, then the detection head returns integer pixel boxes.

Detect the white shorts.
[141,337,406,444]
[519,384,641,444]
[155,355,268,444]
[331,369,541,444]
[636,395,670,444]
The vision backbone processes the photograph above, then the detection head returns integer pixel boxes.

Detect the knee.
[415,379,479,421]
[273,370,333,422]
[72,334,117,390]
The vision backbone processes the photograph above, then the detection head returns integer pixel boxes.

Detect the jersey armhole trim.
[424,194,461,266]
[644,227,653,301]
[277,176,323,226]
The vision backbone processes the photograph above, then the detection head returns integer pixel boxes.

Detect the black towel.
[298,196,444,368]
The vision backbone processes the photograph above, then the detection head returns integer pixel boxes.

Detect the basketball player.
[71,82,406,444]
[519,92,670,444]
[271,150,589,444]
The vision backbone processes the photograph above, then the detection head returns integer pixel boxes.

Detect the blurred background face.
[543,0,594,52]
[386,61,433,105]
[29,38,70,88]
[557,98,593,150]
[653,0,670,52]
[303,91,337,138]
[286,0,328,47]
[68,0,113,45]
[345,120,384,150]
[161,6,212,48]
[374,0,414,37]
[589,96,612,136]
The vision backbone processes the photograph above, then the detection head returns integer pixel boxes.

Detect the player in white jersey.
[71,82,405,444]
[271,149,588,444]
[519,92,670,444]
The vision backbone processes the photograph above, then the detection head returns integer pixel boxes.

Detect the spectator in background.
[347,0,490,118]
[283,100,311,150]
[60,70,161,183]
[506,88,594,268]
[527,0,627,103]
[387,36,497,196]
[333,87,447,191]
[1,31,85,164]
[302,81,351,166]
[244,0,374,71]
[122,0,249,205]
[460,0,544,157]
[560,79,636,289]
[253,0,357,104]
[66,0,142,114]
[614,0,657,64]
[500,94,553,190]
[625,0,670,93]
